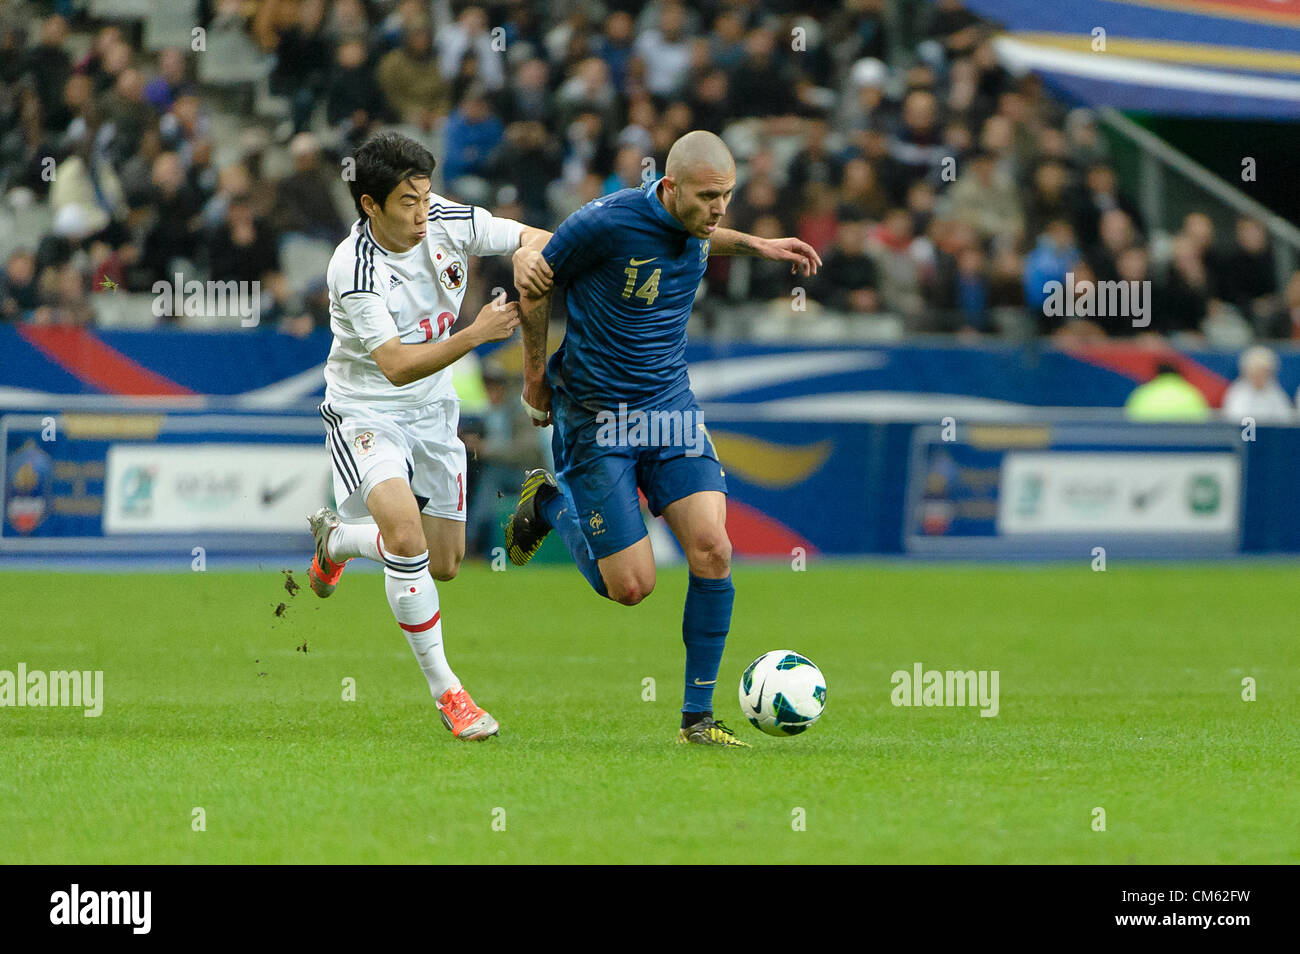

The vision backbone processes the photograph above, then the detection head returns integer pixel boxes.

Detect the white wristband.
[520,395,550,422]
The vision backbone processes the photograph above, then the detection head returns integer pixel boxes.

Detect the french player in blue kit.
[506,131,821,746]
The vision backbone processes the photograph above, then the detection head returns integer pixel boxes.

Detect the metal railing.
[1098,108,1300,295]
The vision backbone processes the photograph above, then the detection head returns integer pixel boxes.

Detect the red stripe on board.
[1069,343,1229,407]
[633,490,817,558]
[17,325,196,396]
[1119,0,1300,26]
[725,500,818,558]
[399,610,440,634]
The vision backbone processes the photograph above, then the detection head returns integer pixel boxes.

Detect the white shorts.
[319,398,467,522]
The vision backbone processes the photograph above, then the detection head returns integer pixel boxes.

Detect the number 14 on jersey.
[622,266,661,306]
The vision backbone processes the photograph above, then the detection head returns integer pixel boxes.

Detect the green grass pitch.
[2,562,1296,864]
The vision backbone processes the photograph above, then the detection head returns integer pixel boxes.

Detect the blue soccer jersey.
[533,174,737,727]
[542,178,710,411]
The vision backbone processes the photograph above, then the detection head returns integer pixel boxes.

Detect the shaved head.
[665,130,735,180]
[661,130,736,238]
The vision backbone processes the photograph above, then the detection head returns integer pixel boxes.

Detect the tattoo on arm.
[520,293,552,382]
[712,227,762,256]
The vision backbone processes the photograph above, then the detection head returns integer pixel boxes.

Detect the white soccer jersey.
[323,196,525,410]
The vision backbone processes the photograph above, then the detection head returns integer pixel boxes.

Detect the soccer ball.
[738,650,827,736]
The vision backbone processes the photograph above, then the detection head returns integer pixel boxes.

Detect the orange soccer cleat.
[307,507,349,598]
[436,686,500,740]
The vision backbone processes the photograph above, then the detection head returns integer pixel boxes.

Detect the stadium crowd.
[1,0,1298,343]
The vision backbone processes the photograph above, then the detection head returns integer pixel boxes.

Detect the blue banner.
[5,406,1299,557]
[3,326,1296,415]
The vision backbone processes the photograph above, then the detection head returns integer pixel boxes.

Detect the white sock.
[383,551,459,699]
[329,521,383,564]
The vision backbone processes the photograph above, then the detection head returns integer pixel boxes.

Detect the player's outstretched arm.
[371,300,520,387]
[709,227,822,276]
[519,291,553,427]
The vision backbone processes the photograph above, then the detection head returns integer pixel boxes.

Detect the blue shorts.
[550,386,727,560]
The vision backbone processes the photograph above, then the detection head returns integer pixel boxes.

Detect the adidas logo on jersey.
[388,274,402,289]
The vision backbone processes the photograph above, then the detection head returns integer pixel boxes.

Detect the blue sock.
[540,483,609,598]
[682,573,734,713]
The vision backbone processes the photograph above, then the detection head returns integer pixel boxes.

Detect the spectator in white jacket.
[1222,346,1294,424]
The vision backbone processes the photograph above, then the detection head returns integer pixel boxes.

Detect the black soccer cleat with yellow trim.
[505,468,557,566]
[676,715,751,747]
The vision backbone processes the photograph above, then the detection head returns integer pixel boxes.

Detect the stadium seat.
[92,291,162,330]
[280,236,335,297]
[0,202,53,262]
[143,0,198,51]
[197,23,272,87]
[253,75,293,121]
[88,0,153,20]
[175,307,236,331]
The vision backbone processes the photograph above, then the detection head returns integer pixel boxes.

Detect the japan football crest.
[439,260,465,290]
